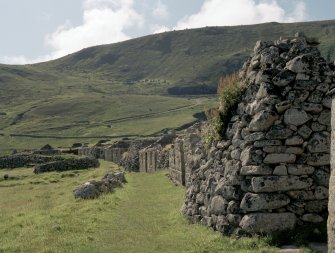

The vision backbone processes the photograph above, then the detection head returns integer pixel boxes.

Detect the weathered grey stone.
[302,102,323,113]
[224,160,242,186]
[275,101,291,114]
[227,214,242,226]
[240,147,255,166]
[316,83,329,93]
[240,165,272,176]
[249,110,279,132]
[301,214,324,223]
[317,110,331,126]
[244,132,265,142]
[263,153,296,164]
[287,190,315,201]
[255,82,274,100]
[311,122,326,131]
[240,213,296,233]
[263,146,303,155]
[254,140,282,147]
[252,176,313,192]
[307,90,324,103]
[314,186,328,200]
[307,132,330,153]
[322,96,332,108]
[230,149,241,160]
[284,108,310,126]
[314,169,330,186]
[286,89,310,103]
[287,164,314,175]
[73,183,100,199]
[273,165,288,176]
[307,154,330,166]
[196,193,205,205]
[227,200,239,214]
[285,135,304,146]
[266,128,294,140]
[305,200,328,212]
[240,193,290,211]
[272,70,296,87]
[297,125,313,139]
[214,183,240,200]
[286,54,313,73]
[210,196,227,215]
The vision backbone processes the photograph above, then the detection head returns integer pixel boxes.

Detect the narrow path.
[93,170,278,253]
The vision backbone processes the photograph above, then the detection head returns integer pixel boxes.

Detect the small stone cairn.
[182,33,335,236]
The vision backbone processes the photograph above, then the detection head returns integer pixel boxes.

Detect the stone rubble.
[73,171,126,199]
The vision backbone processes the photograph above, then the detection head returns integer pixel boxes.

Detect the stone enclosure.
[173,34,335,239]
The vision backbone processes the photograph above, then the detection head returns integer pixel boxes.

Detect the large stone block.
[240,193,290,211]
[284,108,310,126]
[263,153,296,164]
[210,196,228,215]
[286,54,313,73]
[240,213,296,233]
[251,176,313,192]
[240,165,272,176]
[307,132,330,153]
[249,110,279,132]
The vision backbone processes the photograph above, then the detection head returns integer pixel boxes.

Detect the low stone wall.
[104,148,128,164]
[0,154,65,169]
[34,157,100,174]
[169,124,204,186]
[139,147,158,173]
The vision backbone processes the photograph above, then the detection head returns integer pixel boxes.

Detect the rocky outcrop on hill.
[73,171,126,199]
[34,157,100,174]
[180,34,335,236]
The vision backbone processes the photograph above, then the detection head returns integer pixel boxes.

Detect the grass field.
[0,161,288,253]
[0,95,216,155]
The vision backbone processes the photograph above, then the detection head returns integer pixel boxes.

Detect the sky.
[0,0,334,65]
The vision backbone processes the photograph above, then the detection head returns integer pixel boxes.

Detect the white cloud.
[151,25,170,34]
[175,0,306,29]
[46,0,143,59]
[152,0,169,19]
[1,0,143,64]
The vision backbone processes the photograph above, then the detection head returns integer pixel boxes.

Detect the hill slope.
[1,20,335,153]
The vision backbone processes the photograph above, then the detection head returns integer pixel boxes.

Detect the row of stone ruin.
[167,34,335,249]
[77,135,174,173]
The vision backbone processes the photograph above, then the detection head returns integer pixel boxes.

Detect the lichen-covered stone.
[263,153,296,164]
[240,193,290,211]
[239,213,296,233]
[252,176,312,192]
[249,110,279,132]
[240,165,272,176]
[284,109,310,126]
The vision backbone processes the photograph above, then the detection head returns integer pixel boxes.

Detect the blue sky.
[0,0,334,64]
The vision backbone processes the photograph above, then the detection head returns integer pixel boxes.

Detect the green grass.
[0,161,283,253]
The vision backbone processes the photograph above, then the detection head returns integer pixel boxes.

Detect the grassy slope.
[1,20,335,154]
[0,161,282,253]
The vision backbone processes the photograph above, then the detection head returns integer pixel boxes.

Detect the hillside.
[1,20,335,153]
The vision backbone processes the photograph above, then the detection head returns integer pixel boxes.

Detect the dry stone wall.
[169,124,205,186]
[180,35,335,236]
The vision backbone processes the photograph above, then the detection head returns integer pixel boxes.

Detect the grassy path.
[0,162,278,253]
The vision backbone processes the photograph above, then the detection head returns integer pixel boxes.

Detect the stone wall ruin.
[178,34,335,237]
